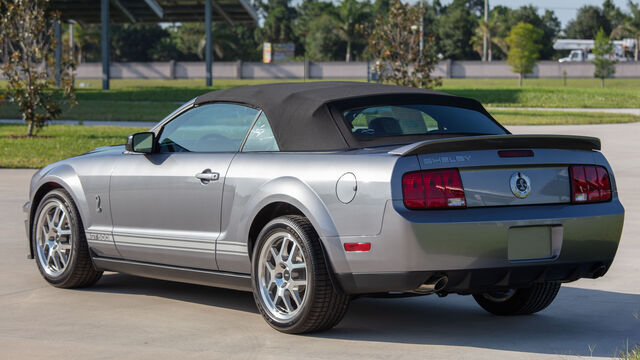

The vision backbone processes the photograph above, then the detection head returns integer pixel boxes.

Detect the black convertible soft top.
[195,81,495,151]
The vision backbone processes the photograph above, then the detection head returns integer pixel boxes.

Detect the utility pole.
[483,0,488,62]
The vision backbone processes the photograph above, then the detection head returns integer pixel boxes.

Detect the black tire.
[251,215,350,334]
[473,282,561,315]
[32,188,103,288]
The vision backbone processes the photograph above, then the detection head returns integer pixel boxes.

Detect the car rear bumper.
[325,199,624,294]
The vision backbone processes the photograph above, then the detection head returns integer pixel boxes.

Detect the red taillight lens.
[402,169,466,209]
[402,172,426,209]
[570,165,612,203]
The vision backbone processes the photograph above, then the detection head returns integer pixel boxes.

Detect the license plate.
[508,226,556,261]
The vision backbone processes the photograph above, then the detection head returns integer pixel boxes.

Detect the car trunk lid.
[390,135,601,208]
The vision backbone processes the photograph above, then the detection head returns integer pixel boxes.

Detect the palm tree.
[470,17,507,61]
[333,0,371,62]
[611,1,640,61]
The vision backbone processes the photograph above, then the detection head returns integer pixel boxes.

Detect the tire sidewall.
[32,189,84,286]
[251,217,318,332]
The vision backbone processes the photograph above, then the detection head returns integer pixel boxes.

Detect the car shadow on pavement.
[320,286,640,358]
[89,272,259,314]
[88,274,639,358]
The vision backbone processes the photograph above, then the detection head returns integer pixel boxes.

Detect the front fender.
[31,164,90,231]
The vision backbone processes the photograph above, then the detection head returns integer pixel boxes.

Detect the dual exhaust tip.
[412,275,448,294]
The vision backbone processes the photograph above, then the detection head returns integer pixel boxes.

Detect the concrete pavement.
[0,123,638,359]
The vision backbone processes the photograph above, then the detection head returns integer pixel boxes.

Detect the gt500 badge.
[86,232,113,242]
[510,172,531,198]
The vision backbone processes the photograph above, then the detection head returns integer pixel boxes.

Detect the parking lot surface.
[1,123,638,359]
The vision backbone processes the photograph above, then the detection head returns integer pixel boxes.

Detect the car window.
[242,112,279,152]
[158,103,259,153]
[344,104,505,137]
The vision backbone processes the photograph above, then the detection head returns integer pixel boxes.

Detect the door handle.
[196,169,219,183]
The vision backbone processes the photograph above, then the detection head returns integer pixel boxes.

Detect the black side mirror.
[125,132,155,153]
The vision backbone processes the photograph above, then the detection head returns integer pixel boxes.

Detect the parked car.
[24,82,624,333]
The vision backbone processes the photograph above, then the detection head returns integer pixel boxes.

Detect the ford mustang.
[24,82,625,333]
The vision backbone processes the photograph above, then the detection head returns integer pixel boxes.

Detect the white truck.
[554,39,635,62]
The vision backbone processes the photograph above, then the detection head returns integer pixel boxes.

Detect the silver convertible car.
[24,82,624,333]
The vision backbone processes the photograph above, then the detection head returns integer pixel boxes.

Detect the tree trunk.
[636,37,639,62]
[488,41,492,62]
[27,121,34,137]
[346,40,351,63]
[518,73,522,87]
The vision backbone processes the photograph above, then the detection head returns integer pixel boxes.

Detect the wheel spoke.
[57,211,66,229]
[46,213,54,230]
[52,207,61,226]
[58,229,71,236]
[51,252,62,270]
[279,237,288,257]
[290,289,302,307]
[57,250,68,267]
[289,262,305,270]
[282,291,294,312]
[269,247,278,262]
[290,279,306,288]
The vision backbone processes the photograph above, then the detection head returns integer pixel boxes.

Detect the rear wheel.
[473,282,561,315]
[32,189,103,288]
[252,215,350,333]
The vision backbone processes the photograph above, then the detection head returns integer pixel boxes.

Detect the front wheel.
[32,189,103,288]
[251,215,350,334]
[473,282,561,316]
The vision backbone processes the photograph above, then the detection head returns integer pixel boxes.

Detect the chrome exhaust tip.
[413,275,448,294]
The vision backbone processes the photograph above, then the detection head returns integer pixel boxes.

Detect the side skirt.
[92,257,252,292]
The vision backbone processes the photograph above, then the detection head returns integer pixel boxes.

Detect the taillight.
[569,165,612,203]
[402,169,466,209]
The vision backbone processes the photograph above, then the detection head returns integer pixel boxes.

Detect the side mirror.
[125,132,155,153]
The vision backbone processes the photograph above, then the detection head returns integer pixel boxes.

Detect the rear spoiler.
[388,134,601,156]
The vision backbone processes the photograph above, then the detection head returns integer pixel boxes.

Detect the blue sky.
[426,0,631,27]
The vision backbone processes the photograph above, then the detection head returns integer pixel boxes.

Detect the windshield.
[343,104,506,138]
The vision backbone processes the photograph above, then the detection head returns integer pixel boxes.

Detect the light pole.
[483,0,488,62]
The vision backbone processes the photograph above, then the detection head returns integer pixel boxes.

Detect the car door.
[109,103,260,270]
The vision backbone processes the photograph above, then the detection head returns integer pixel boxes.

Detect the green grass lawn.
[490,109,640,125]
[1,78,639,123]
[0,124,145,168]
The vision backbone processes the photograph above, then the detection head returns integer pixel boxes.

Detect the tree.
[257,0,297,44]
[369,0,442,89]
[470,16,507,61]
[566,5,610,39]
[505,22,543,87]
[611,1,640,61]
[0,0,76,136]
[303,13,344,61]
[592,28,617,87]
[111,24,171,61]
[436,3,477,59]
[332,0,371,62]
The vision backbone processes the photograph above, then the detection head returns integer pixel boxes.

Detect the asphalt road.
[1,123,638,360]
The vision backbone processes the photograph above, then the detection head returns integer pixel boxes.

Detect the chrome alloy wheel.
[35,199,73,277]
[257,232,308,321]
